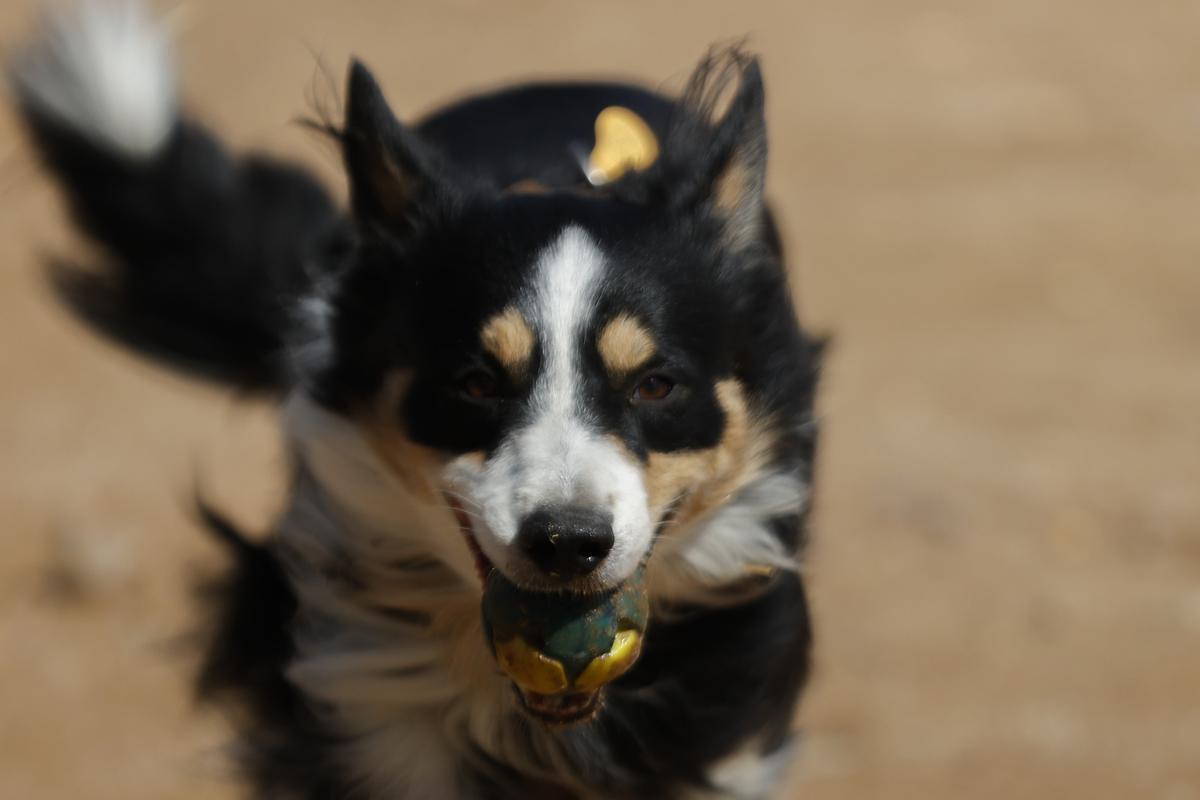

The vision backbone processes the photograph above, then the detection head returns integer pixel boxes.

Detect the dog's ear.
[342,60,455,233]
[658,49,768,252]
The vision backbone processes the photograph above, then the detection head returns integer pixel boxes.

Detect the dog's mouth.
[447,494,493,584]
[446,493,650,727]
[514,687,601,725]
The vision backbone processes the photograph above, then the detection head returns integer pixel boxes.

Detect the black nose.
[517,507,615,579]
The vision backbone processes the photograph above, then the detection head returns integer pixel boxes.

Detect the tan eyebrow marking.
[480,306,535,377]
[597,313,656,377]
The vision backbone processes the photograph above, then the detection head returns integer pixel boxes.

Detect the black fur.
[193,506,341,796]
[20,107,343,389]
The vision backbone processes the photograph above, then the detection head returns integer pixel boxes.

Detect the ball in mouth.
[481,566,649,725]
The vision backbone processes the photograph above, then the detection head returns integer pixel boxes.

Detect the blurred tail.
[10,2,342,390]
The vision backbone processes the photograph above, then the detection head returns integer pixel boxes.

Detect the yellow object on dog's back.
[585,106,660,186]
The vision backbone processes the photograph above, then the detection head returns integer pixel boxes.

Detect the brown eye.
[634,375,675,402]
[461,370,500,401]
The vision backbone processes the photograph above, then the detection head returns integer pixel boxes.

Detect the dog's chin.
[492,567,618,597]
[514,685,601,726]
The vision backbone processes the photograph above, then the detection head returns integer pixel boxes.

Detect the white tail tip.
[12,1,177,159]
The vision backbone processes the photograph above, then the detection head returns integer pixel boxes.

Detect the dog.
[12,4,823,798]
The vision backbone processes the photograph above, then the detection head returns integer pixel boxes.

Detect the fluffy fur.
[13,4,823,798]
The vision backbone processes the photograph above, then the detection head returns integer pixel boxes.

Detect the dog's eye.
[461,370,500,401]
[633,375,674,402]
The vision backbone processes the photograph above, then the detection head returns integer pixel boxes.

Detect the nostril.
[523,532,557,567]
[576,529,614,564]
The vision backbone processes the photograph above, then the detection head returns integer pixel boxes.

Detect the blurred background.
[1,0,1198,798]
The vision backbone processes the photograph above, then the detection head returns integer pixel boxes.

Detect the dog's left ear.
[342,60,459,234]
[658,49,768,252]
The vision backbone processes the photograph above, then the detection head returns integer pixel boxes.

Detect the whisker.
[440,488,483,510]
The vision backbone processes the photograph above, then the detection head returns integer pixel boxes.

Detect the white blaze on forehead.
[530,225,603,424]
[458,226,652,588]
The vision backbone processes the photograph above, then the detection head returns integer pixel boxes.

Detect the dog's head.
[285,49,820,718]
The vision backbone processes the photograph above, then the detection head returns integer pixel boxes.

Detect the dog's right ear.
[650,48,769,254]
[342,60,453,234]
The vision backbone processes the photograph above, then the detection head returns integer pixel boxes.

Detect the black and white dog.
[13,4,823,798]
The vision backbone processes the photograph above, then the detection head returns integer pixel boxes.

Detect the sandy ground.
[1,0,1198,798]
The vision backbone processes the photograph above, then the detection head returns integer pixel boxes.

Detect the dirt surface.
[1,1,1198,798]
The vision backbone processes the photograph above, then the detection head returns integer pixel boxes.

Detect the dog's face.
[294,56,817,606]
[349,203,749,596]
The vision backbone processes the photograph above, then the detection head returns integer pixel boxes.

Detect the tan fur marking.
[367,139,419,223]
[480,307,535,378]
[644,380,778,532]
[713,158,751,215]
[355,371,448,502]
[597,314,656,378]
[504,179,552,195]
[713,157,762,252]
